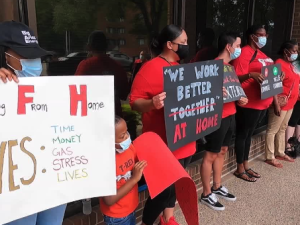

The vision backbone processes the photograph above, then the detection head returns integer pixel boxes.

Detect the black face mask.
[173,44,189,60]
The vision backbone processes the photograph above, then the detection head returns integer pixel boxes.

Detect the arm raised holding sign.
[0,66,19,83]
[132,92,166,112]
[0,21,68,225]
[130,25,197,225]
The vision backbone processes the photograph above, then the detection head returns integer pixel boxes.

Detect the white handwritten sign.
[0,76,116,224]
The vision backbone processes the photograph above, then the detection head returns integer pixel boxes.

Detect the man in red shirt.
[190,28,218,63]
[200,32,248,211]
[131,51,150,87]
[75,31,129,117]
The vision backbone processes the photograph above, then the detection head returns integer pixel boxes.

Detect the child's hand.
[132,160,147,183]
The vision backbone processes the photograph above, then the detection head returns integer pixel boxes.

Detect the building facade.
[0,0,299,224]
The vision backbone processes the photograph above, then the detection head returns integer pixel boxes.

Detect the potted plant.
[122,104,141,140]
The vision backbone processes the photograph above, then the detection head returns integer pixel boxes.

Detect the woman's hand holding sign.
[280,71,285,81]
[237,97,248,106]
[222,87,228,98]
[0,68,18,83]
[152,92,166,110]
[250,72,264,84]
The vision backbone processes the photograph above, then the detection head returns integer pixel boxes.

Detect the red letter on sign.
[69,85,87,116]
[17,86,34,115]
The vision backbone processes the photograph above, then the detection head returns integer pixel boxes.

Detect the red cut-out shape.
[134,132,199,225]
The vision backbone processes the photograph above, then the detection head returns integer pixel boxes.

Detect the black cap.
[0,21,48,59]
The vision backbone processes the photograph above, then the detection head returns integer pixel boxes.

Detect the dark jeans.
[142,156,192,225]
[104,212,135,225]
[235,106,266,164]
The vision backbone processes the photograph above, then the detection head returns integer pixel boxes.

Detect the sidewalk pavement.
[175,155,300,225]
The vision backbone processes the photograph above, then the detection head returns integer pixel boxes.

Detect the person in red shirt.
[130,24,195,225]
[132,51,144,72]
[131,51,150,88]
[100,116,147,225]
[231,25,274,181]
[264,40,299,167]
[75,31,130,117]
[200,32,248,211]
[190,28,218,63]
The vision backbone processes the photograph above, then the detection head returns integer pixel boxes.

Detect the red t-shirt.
[129,57,196,160]
[190,46,218,63]
[231,45,274,110]
[221,60,237,118]
[100,144,138,218]
[276,59,300,110]
[75,55,130,117]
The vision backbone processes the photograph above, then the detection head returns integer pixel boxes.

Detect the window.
[118,28,125,34]
[106,28,118,34]
[138,38,145,45]
[119,39,126,46]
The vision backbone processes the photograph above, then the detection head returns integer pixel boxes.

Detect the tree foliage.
[35,0,167,53]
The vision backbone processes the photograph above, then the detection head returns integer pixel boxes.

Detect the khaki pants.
[265,108,293,160]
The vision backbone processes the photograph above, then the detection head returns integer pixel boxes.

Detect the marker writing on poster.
[50,125,89,182]
[17,85,105,116]
[17,86,48,114]
[0,137,37,194]
[0,104,6,116]
[69,85,105,117]
[223,65,246,102]
[164,63,220,144]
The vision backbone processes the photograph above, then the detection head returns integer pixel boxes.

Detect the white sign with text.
[0,76,116,224]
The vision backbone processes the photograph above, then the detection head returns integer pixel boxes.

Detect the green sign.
[273,67,278,76]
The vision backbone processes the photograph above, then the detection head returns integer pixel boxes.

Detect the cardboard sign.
[261,64,283,99]
[223,65,246,103]
[0,76,116,224]
[134,132,199,225]
[163,60,224,151]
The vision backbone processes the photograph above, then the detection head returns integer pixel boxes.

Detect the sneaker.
[212,185,237,201]
[200,193,225,211]
[159,216,179,225]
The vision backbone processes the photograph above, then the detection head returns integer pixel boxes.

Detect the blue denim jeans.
[5,204,67,225]
[103,212,136,225]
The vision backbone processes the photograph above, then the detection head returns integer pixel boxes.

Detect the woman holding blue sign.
[130,24,195,225]
[0,21,67,225]
[264,40,299,168]
[231,25,273,181]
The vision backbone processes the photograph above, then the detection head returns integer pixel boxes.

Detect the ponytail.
[150,24,183,56]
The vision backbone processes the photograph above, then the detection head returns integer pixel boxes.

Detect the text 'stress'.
[223,65,246,103]
[0,76,116,224]
[164,60,224,151]
[261,64,283,99]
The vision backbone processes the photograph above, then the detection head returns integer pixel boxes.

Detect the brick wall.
[63,132,265,225]
[292,0,300,42]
